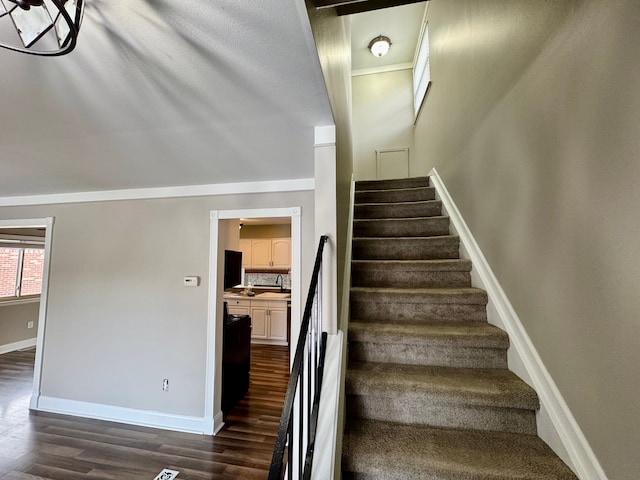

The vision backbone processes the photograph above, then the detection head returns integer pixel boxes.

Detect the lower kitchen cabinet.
[267,306,287,340]
[224,295,288,345]
[249,303,268,339]
[250,300,287,343]
[226,298,251,316]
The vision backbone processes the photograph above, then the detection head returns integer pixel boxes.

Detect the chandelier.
[0,0,84,56]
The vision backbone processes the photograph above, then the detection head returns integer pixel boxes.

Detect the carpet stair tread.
[342,419,578,480]
[351,259,472,288]
[348,321,508,348]
[353,216,451,237]
[352,235,460,261]
[346,362,538,410]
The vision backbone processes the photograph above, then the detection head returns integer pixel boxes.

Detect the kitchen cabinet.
[226,298,250,316]
[250,299,287,342]
[249,304,268,339]
[251,239,273,268]
[267,305,287,340]
[223,294,289,345]
[270,238,291,268]
[239,238,291,269]
[239,239,252,268]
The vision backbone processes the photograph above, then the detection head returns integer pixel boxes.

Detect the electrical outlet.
[162,379,169,391]
[27,321,34,329]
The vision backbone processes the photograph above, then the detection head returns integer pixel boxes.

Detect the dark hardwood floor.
[0,345,289,479]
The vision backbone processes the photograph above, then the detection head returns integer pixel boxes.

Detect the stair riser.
[354,217,450,237]
[351,289,487,305]
[355,187,435,204]
[355,201,441,219]
[355,177,429,191]
[350,302,487,322]
[351,270,471,288]
[346,396,537,435]
[353,238,459,260]
[349,342,507,369]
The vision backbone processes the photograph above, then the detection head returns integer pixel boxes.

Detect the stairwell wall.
[305,3,354,334]
[415,1,640,478]
[352,69,416,181]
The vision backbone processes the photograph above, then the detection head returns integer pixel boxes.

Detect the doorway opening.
[0,217,54,418]
[206,207,300,435]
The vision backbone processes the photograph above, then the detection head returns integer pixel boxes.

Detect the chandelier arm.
[0,0,82,56]
[0,4,18,17]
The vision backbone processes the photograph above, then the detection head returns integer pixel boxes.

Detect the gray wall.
[416,1,639,477]
[0,302,39,349]
[352,69,416,181]
[0,189,314,418]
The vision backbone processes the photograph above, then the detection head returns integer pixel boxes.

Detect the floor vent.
[154,469,179,480]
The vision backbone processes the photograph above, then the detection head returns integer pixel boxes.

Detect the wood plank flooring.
[0,345,289,479]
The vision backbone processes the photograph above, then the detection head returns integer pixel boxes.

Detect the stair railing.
[269,235,329,480]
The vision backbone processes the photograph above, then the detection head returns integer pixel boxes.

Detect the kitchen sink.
[256,292,291,299]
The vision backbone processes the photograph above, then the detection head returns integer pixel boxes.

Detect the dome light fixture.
[368,35,391,57]
[0,0,85,56]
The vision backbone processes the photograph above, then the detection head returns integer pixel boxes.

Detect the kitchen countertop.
[224,291,291,300]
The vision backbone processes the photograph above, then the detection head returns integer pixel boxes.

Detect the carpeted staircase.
[342,177,578,480]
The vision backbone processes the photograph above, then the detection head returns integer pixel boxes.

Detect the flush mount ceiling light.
[368,35,391,57]
[0,0,84,56]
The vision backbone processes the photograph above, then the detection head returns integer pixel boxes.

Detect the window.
[413,22,431,118]
[0,247,44,300]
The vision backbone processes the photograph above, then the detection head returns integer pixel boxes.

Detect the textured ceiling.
[0,0,333,197]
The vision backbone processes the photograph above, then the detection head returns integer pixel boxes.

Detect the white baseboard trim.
[213,411,225,435]
[429,168,606,480]
[0,337,36,355]
[36,396,207,435]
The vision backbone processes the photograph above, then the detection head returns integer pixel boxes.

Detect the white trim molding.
[0,297,40,307]
[315,125,336,146]
[0,178,315,207]
[206,207,303,435]
[0,217,54,413]
[429,168,606,480]
[37,396,206,434]
[351,62,413,77]
[0,338,36,355]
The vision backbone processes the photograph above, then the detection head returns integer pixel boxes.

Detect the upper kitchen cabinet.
[239,239,252,268]
[270,238,291,268]
[251,239,272,268]
[240,238,291,269]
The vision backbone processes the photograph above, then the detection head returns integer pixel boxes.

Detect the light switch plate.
[183,276,200,287]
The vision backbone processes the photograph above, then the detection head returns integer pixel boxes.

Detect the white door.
[376,148,409,180]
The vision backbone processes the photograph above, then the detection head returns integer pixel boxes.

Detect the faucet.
[275,274,284,292]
